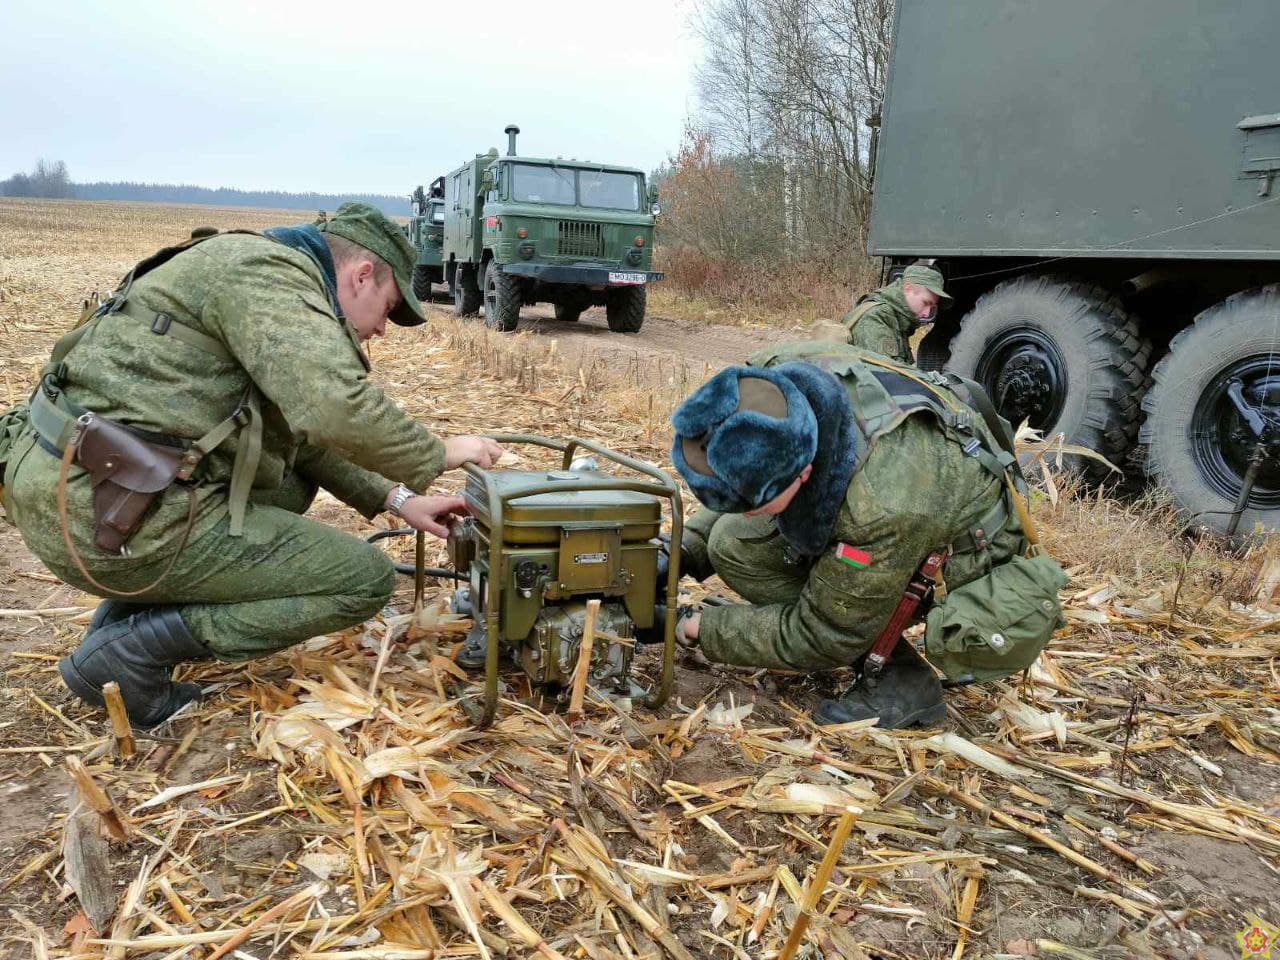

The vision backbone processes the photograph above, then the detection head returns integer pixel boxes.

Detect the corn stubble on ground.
[2,198,1280,959]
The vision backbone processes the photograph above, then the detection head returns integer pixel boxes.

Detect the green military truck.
[869,0,1280,536]
[407,178,445,300]
[442,125,663,333]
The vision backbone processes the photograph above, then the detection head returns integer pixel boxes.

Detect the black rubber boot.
[86,599,147,633]
[814,643,947,729]
[58,608,210,728]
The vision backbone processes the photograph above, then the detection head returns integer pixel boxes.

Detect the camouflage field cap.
[901,263,952,302]
[321,202,426,327]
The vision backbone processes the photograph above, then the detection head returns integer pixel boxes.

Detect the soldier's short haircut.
[324,234,394,286]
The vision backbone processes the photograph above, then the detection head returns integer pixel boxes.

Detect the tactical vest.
[747,341,1039,558]
[26,229,345,537]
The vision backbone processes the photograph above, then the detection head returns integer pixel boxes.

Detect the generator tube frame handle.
[456,433,683,728]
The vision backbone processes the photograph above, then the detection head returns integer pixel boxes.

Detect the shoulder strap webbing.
[39,229,266,537]
[857,356,1043,554]
[843,298,877,332]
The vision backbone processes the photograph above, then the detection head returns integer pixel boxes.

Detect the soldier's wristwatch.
[386,484,414,518]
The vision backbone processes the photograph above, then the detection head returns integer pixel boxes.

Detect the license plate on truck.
[608,272,646,285]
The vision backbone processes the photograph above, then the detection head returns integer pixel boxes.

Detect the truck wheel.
[412,265,433,302]
[1141,286,1280,537]
[916,321,958,372]
[606,285,646,333]
[554,303,582,323]
[482,263,521,332]
[453,265,481,317]
[946,276,1149,474]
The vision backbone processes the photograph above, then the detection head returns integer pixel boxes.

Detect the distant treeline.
[0,158,405,216]
[73,181,405,216]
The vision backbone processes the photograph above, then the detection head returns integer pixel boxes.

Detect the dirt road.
[424,298,790,380]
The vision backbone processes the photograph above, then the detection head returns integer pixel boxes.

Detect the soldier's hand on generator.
[444,435,504,470]
[397,494,469,538]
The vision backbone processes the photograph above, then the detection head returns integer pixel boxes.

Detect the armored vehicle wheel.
[412,264,433,301]
[605,284,646,333]
[1141,286,1280,537]
[554,303,582,323]
[482,263,521,332]
[946,276,1149,475]
[453,264,481,317]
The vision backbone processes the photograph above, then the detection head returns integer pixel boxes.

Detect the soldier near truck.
[869,0,1280,537]
[843,262,952,365]
[0,203,501,728]
[664,342,1065,728]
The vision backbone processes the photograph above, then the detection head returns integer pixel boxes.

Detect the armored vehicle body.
[869,0,1280,535]
[442,126,663,333]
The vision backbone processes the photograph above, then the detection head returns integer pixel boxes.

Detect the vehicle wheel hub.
[1191,358,1280,507]
[976,328,1067,432]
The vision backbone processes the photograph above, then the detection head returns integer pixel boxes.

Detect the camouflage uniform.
[4,231,445,659]
[682,343,1026,672]
[842,280,919,364]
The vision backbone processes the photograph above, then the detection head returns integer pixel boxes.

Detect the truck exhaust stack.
[504,124,520,156]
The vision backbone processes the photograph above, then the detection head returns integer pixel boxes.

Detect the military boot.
[813,642,947,729]
[86,599,148,633]
[58,608,210,728]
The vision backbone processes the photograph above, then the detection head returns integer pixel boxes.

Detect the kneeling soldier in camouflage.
[2,203,501,727]
[843,262,950,365]
[665,342,1065,728]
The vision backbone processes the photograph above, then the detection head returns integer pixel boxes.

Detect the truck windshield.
[429,201,444,225]
[511,164,575,205]
[579,171,641,211]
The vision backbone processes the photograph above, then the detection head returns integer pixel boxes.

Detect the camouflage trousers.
[5,437,395,661]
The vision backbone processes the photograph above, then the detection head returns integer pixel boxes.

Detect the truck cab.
[443,126,663,333]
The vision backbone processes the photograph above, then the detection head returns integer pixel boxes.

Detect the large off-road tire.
[412,264,433,302]
[1141,286,1280,537]
[482,262,521,332]
[605,284,646,333]
[946,276,1150,475]
[554,303,583,323]
[453,264,481,317]
[916,320,958,372]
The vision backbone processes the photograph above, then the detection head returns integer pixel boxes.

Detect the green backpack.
[924,550,1067,682]
[0,401,32,521]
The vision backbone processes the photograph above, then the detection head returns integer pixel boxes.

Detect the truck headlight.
[519,242,535,259]
[650,202,661,216]
[625,248,643,265]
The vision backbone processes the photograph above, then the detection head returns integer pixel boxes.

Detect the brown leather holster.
[74,414,184,553]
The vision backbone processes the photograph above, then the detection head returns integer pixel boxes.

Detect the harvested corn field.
[2,199,1280,960]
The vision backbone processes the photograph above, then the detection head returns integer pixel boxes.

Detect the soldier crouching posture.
[1,203,502,727]
[665,342,1066,728]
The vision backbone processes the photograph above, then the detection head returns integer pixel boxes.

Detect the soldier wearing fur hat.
[843,263,951,365]
[665,341,1064,728]
[3,203,502,728]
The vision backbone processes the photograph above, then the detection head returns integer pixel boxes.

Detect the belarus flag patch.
[835,543,871,569]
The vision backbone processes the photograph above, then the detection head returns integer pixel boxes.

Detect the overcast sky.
[0,0,700,195]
